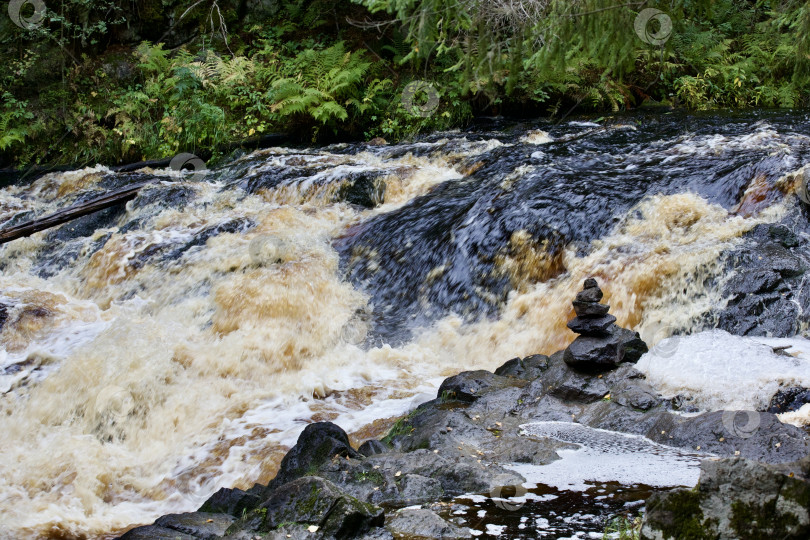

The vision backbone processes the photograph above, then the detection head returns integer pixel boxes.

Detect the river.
[1,110,809,538]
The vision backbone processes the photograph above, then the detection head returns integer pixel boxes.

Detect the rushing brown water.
[1,111,809,538]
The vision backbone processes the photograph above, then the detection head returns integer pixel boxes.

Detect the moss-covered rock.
[266,422,360,492]
[641,456,810,539]
[259,476,384,538]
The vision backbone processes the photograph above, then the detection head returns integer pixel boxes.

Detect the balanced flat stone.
[576,286,603,303]
[572,300,610,317]
[566,314,616,336]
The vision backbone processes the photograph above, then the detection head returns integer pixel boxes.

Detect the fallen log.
[0,181,151,245]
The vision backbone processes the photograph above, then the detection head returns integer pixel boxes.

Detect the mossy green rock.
[259,476,383,538]
[266,422,360,492]
[641,456,810,539]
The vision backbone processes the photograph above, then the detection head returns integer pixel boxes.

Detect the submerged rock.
[336,172,387,208]
[768,386,810,414]
[641,456,810,540]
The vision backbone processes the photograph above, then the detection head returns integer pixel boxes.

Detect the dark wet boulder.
[129,183,197,211]
[0,303,7,332]
[118,525,196,539]
[258,476,383,538]
[715,222,810,337]
[768,223,800,248]
[767,386,810,414]
[762,243,805,277]
[267,422,360,491]
[610,376,662,411]
[154,512,234,539]
[397,474,444,505]
[615,327,649,363]
[386,508,472,538]
[437,370,527,402]
[564,333,624,372]
[642,410,810,463]
[199,487,261,516]
[337,172,386,208]
[494,354,549,380]
[641,456,810,540]
[725,268,781,295]
[357,439,389,457]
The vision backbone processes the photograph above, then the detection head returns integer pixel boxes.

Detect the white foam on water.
[520,130,553,145]
[513,422,706,492]
[636,329,810,414]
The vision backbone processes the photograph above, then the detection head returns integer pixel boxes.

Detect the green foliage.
[267,43,390,132]
[1,0,809,168]
[381,413,416,444]
[603,513,642,540]
[355,0,810,113]
[0,93,34,151]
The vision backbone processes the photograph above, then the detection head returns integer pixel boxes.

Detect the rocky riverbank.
[117,280,810,539]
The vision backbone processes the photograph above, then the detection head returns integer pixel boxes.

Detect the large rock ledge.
[117,280,810,539]
[641,456,810,539]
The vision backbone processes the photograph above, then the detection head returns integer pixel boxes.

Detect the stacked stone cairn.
[563,278,648,371]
